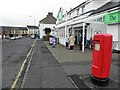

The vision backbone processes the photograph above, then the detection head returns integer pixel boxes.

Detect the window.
[77,8,79,16]
[79,8,82,15]
[82,6,85,14]
[97,17,103,22]
[59,27,65,38]
[68,13,71,19]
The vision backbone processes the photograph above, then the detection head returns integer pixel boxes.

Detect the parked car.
[10,37,16,40]
[5,36,10,39]
[15,36,20,39]
[30,34,35,39]
[18,36,23,39]
[0,35,2,39]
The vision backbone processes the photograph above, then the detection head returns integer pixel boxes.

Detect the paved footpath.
[22,40,119,89]
[22,40,75,88]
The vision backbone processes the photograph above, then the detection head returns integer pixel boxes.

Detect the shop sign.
[57,8,64,23]
[104,11,120,24]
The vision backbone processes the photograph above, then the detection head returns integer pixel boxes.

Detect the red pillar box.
[92,34,112,81]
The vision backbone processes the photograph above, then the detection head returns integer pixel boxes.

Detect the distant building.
[27,25,39,35]
[1,26,28,37]
[38,12,57,38]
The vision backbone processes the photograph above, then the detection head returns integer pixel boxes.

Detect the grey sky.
[0,0,86,26]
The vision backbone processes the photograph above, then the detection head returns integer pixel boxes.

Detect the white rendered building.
[39,12,57,38]
[57,0,120,52]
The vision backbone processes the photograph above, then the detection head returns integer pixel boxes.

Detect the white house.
[38,12,57,38]
[57,0,120,52]
[1,26,28,37]
[27,25,39,35]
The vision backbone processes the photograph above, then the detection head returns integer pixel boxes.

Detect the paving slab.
[44,41,120,89]
[44,41,92,63]
[62,64,92,76]
[42,66,75,88]
[23,73,42,88]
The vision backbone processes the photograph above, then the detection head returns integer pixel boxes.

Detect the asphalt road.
[2,37,34,88]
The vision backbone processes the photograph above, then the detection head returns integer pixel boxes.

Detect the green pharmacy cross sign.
[57,8,64,23]
[104,11,120,24]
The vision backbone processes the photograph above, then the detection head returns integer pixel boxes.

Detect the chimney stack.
[48,12,53,16]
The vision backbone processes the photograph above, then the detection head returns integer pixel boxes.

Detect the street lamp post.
[29,16,36,34]
[29,16,35,26]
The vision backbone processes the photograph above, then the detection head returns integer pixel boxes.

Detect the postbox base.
[92,75,109,82]
[91,75,109,86]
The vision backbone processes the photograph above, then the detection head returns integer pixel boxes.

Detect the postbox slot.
[93,40,100,42]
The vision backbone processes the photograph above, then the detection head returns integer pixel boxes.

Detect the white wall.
[29,29,34,34]
[58,27,66,46]
[87,23,107,40]
[87,25,92,40]
[59,38,65,46]
[118,24,120,50]
[84,0,110,13]
[107,24,119,50]
[39,23,56,38]
[73,10,77,17]
[107,24,118,41]
[39,23,44,38]
[0,26,2,89]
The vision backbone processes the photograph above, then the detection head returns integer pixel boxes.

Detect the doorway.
[74,27,87,44]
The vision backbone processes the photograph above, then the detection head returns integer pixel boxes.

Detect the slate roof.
[27,25,39,29]
[39,12,57,24]
[90,1,120,15]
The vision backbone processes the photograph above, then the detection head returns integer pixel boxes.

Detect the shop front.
[104,10,120,51]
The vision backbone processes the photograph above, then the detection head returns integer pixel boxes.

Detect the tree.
[44,28,51,35]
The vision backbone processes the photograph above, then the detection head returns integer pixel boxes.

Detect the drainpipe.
[65,25,67,46]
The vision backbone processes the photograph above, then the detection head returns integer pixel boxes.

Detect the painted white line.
[68,77,79,89]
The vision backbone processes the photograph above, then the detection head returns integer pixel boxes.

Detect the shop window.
[77,8,79,16]
[79,8,82,15]
[82,6,85,14]
[97,17,103,22]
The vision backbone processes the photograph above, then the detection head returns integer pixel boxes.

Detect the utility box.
[92,34,112,80]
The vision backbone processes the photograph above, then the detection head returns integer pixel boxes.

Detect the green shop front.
[104,10,120,51]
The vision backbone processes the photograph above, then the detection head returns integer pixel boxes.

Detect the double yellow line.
[10,39,36,90]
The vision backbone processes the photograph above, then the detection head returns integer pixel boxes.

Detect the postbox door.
[92,37,103,78]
